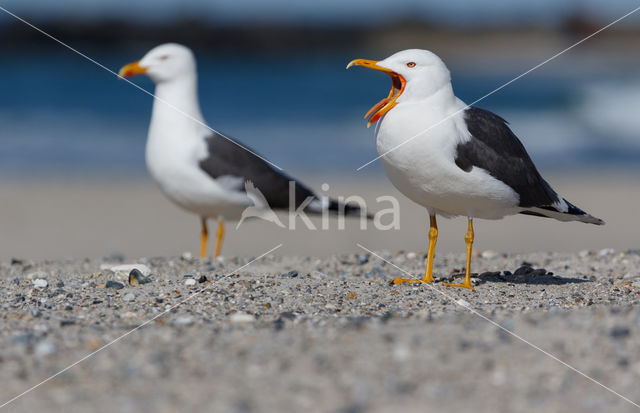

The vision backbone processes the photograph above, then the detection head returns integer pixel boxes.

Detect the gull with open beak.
[119,43,367,258]
[348,49,603,289]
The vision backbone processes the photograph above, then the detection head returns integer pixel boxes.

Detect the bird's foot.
[389,276,434,286]
[441,280,474,290]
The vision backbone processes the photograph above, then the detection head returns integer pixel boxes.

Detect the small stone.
[230,313,255,323]
[197,275,208,283]
[578,250,591,258]
[598,248,615,256]
[405,252,417,260]
[481,250,498,259]
[609,326,630,339]
[623,273,638,280]
[30,308,42,317]
[56,281,65,288]
[281,270,298,278]
[279,312,296,320]
[513,266,533,276]
[174,316,194,326]
[34,340,56,357]
[105,281,124,290]
[348,291,357,300]
[122,293,135,302]
[60,319,76,326]
[33,279,48,289]
[357,254,370,264]
[181,251,193,260]
[110,264,151,280]
[456,299,470,307]
[184,278,196,286]
[129,269,151,286]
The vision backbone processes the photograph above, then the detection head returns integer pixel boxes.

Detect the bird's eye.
[406,62,416,68]
[160,55,169,61]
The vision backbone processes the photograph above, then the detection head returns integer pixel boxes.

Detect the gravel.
[1,250,640,412]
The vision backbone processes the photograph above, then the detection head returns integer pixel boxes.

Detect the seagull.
[119,43,366,258]
[347,49,604,290]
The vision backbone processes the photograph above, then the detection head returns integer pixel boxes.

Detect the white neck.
[150,75,206,133]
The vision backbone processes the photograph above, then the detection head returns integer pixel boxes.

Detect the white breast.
[146,99,251,220]
[375,94,520,220]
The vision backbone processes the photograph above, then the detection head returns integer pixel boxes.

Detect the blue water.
[1,46,639,179]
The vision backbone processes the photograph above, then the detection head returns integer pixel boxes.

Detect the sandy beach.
[1,171,638,261]
[1,249,640,412]
[0,171,639,411]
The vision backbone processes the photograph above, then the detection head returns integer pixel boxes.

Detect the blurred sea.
[1,46,640,179]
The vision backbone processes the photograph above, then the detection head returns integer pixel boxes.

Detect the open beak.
[347,59,406,128]
[118,61,147,78]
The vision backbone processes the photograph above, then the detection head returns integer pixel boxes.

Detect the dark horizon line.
[0,14,636,51]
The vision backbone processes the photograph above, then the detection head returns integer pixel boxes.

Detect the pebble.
[281,270,298,278]
[455,299,471,307]
[129,269,151,286]
[184,278,196,286]
[34,340,56,357]
[197,275,208,283]
[230,313,255,323]
[598,248,615,256]
[173,316,194,326]
[513,266,533,276]
[280,312,296,320]
[105,281,125,290]
[481,250,498,259]
[405,252,417,260]
[122,293,135,302]
[609,326,630,339]
[109,264,151,279]
[33,279,48,288]
[357,254,370,264]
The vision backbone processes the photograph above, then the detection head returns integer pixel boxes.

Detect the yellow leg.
[391,215,437,285]
[442,218,474,290]
[214,220,225,258]
[200,218,208,258]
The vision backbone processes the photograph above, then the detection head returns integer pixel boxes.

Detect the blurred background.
[1,0,639,260]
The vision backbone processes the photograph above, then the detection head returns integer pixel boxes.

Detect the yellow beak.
[347,58,406,128]
[118,61,147,78]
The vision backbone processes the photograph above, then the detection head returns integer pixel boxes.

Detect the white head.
[347,49,452,127]
[119,43,197,84]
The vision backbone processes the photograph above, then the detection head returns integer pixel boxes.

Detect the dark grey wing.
[455,107,559,208]
[199,132,317,209]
